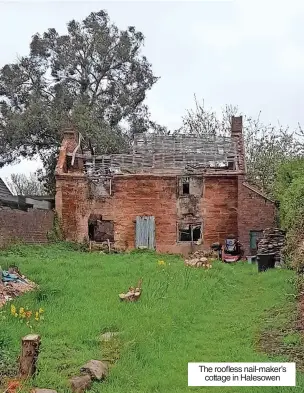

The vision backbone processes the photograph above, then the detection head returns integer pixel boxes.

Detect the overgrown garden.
[0,244,303,393]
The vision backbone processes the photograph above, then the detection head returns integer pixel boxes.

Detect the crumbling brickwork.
[56,173,248,254]
[55,117,277,255]
[56,175,179,253]
[0,209,54,247]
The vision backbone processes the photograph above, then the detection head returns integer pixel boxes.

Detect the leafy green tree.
[275,158,304,228]
[0,10,158,192]
[274,158,304,271]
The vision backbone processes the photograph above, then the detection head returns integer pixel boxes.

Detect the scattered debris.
[88,240,122,253]
[184,250,216,268]
[80,360,108,381]
[100,332,120,342]
[119,279,142,302]
[0,266,36,307]
[69,375,92,393]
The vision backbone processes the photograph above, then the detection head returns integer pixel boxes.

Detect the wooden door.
[135,216,155,250]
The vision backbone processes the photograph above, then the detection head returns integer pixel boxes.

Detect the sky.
[1,0,304,180]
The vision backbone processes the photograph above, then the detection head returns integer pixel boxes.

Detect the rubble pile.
[184,249,217,268]
[257,228,286,265]
[0,266,36,307]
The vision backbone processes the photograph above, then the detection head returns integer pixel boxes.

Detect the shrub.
[275,158,304,272]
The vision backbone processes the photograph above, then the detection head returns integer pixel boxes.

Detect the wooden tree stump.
[19,334,41,379]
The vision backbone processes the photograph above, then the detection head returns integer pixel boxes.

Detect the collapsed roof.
[67,133,239,177]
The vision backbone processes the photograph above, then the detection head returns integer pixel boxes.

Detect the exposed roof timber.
[68,133,240,175]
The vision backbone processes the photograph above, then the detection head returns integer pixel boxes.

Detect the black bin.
[257,253,275,272]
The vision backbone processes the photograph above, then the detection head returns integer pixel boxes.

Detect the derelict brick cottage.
[55,116,276,255]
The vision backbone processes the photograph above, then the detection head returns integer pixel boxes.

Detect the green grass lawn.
[0,243,303,393]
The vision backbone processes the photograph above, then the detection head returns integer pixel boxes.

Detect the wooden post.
[19,334,41,379]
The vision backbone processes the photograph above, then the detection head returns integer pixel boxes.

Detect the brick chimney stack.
[231,116,243,137]
[231,116,245,173]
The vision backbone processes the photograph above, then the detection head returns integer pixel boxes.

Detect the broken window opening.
[180,176,190,195]
[178,223,202,242]
[192,226,201,241]
[182,181,190,195]
[88,214,114,242]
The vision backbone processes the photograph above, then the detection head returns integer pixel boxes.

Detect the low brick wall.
[0,208,54,247]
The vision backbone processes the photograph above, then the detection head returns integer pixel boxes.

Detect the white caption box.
[188,362,296,386]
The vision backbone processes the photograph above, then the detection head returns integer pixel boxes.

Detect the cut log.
[19,334,41,379]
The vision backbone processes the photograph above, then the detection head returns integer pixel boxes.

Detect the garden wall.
[0,208,54,247]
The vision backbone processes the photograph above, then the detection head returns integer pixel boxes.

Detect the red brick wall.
[113,176,178,253]
[56,175,180,253]
[56,174,243,254]
[0,209,54,247]
[56,175,113,243]
[202,177,238,247]
[56,173,276,255]
[238,178,276,255]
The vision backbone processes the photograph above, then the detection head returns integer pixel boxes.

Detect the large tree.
[0,10,158,192]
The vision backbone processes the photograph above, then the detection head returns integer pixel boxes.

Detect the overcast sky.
[1,0,304,180]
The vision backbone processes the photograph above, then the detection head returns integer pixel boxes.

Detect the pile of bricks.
[184,249,217,268]
[257,228,286,265]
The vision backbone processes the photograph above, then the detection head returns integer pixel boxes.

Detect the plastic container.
[247,256,257,264]
[257,253,275,272]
